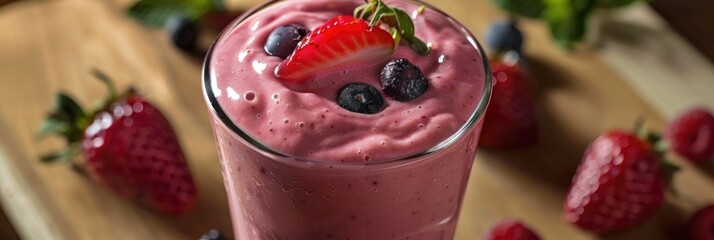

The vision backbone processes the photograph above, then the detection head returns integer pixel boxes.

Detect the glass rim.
[202,0,492,166]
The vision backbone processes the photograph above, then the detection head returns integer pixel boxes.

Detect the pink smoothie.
[204,0,489,239]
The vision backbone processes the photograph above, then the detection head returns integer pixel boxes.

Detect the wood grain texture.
[0,0,712,239]
[650,0,714,63]
[595,3,714,120]
[0,116,76,240]
[0,0,233,239]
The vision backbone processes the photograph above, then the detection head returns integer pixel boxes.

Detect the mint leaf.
[392,8,430,55]
[597,0,640,8]
[355,0,431,55]
[393,8,414,38]
[128,0,216,27]
[492,0,547,18]
[543,0,595,49]
[408,38,430,55]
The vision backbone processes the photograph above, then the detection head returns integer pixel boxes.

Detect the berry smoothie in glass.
[202,0,491,239]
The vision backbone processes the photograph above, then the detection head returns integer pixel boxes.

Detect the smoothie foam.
[209,0,486,163]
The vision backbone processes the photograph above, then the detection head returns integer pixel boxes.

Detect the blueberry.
[337,83,385,114]
[265,24,308,59]
[165,15,200,52]
[199,229,227,240]
[485,20,523,53]
[379,59,429,101]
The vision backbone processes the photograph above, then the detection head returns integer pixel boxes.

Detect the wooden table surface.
[1,0,713,239]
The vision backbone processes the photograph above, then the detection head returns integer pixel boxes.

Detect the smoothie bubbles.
[202,0,491,239]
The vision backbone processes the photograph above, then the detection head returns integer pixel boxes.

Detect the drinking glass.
[202,0,492,239]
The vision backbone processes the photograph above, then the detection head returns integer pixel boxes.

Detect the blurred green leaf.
[492,0,547,18]
[543,0,595,49]
[210,0,225,10]
[37,118,67,138]
[40,149,73,163]
[128,0,218,27]
[597,0,640,8]
[55,92,85,124]
[40,93,86,142]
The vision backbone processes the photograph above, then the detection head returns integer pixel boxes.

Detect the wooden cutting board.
[1,0,713,239]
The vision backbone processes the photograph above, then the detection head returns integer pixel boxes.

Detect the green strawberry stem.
[91,68,118,102]
[354,0,431,55]
[633,119,680,190]
[38,70,133,164]
[36,93,86,141]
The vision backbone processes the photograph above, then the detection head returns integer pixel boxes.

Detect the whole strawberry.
[665,108,714,164]
[480,58,538,149]
[564,130,676,234]
[686,204,714,240]
[39,70,197,216]
[484,219,541,240]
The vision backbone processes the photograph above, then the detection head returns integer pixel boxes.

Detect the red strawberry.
[686,204,714,240]
[564,130,674,234]
[39,70,196,216]
[484,219,541,240]
[275,16,394,82]
[665,108,714,164]
[480,60,538,149]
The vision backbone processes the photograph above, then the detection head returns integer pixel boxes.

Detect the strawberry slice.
[275,16,395,82]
